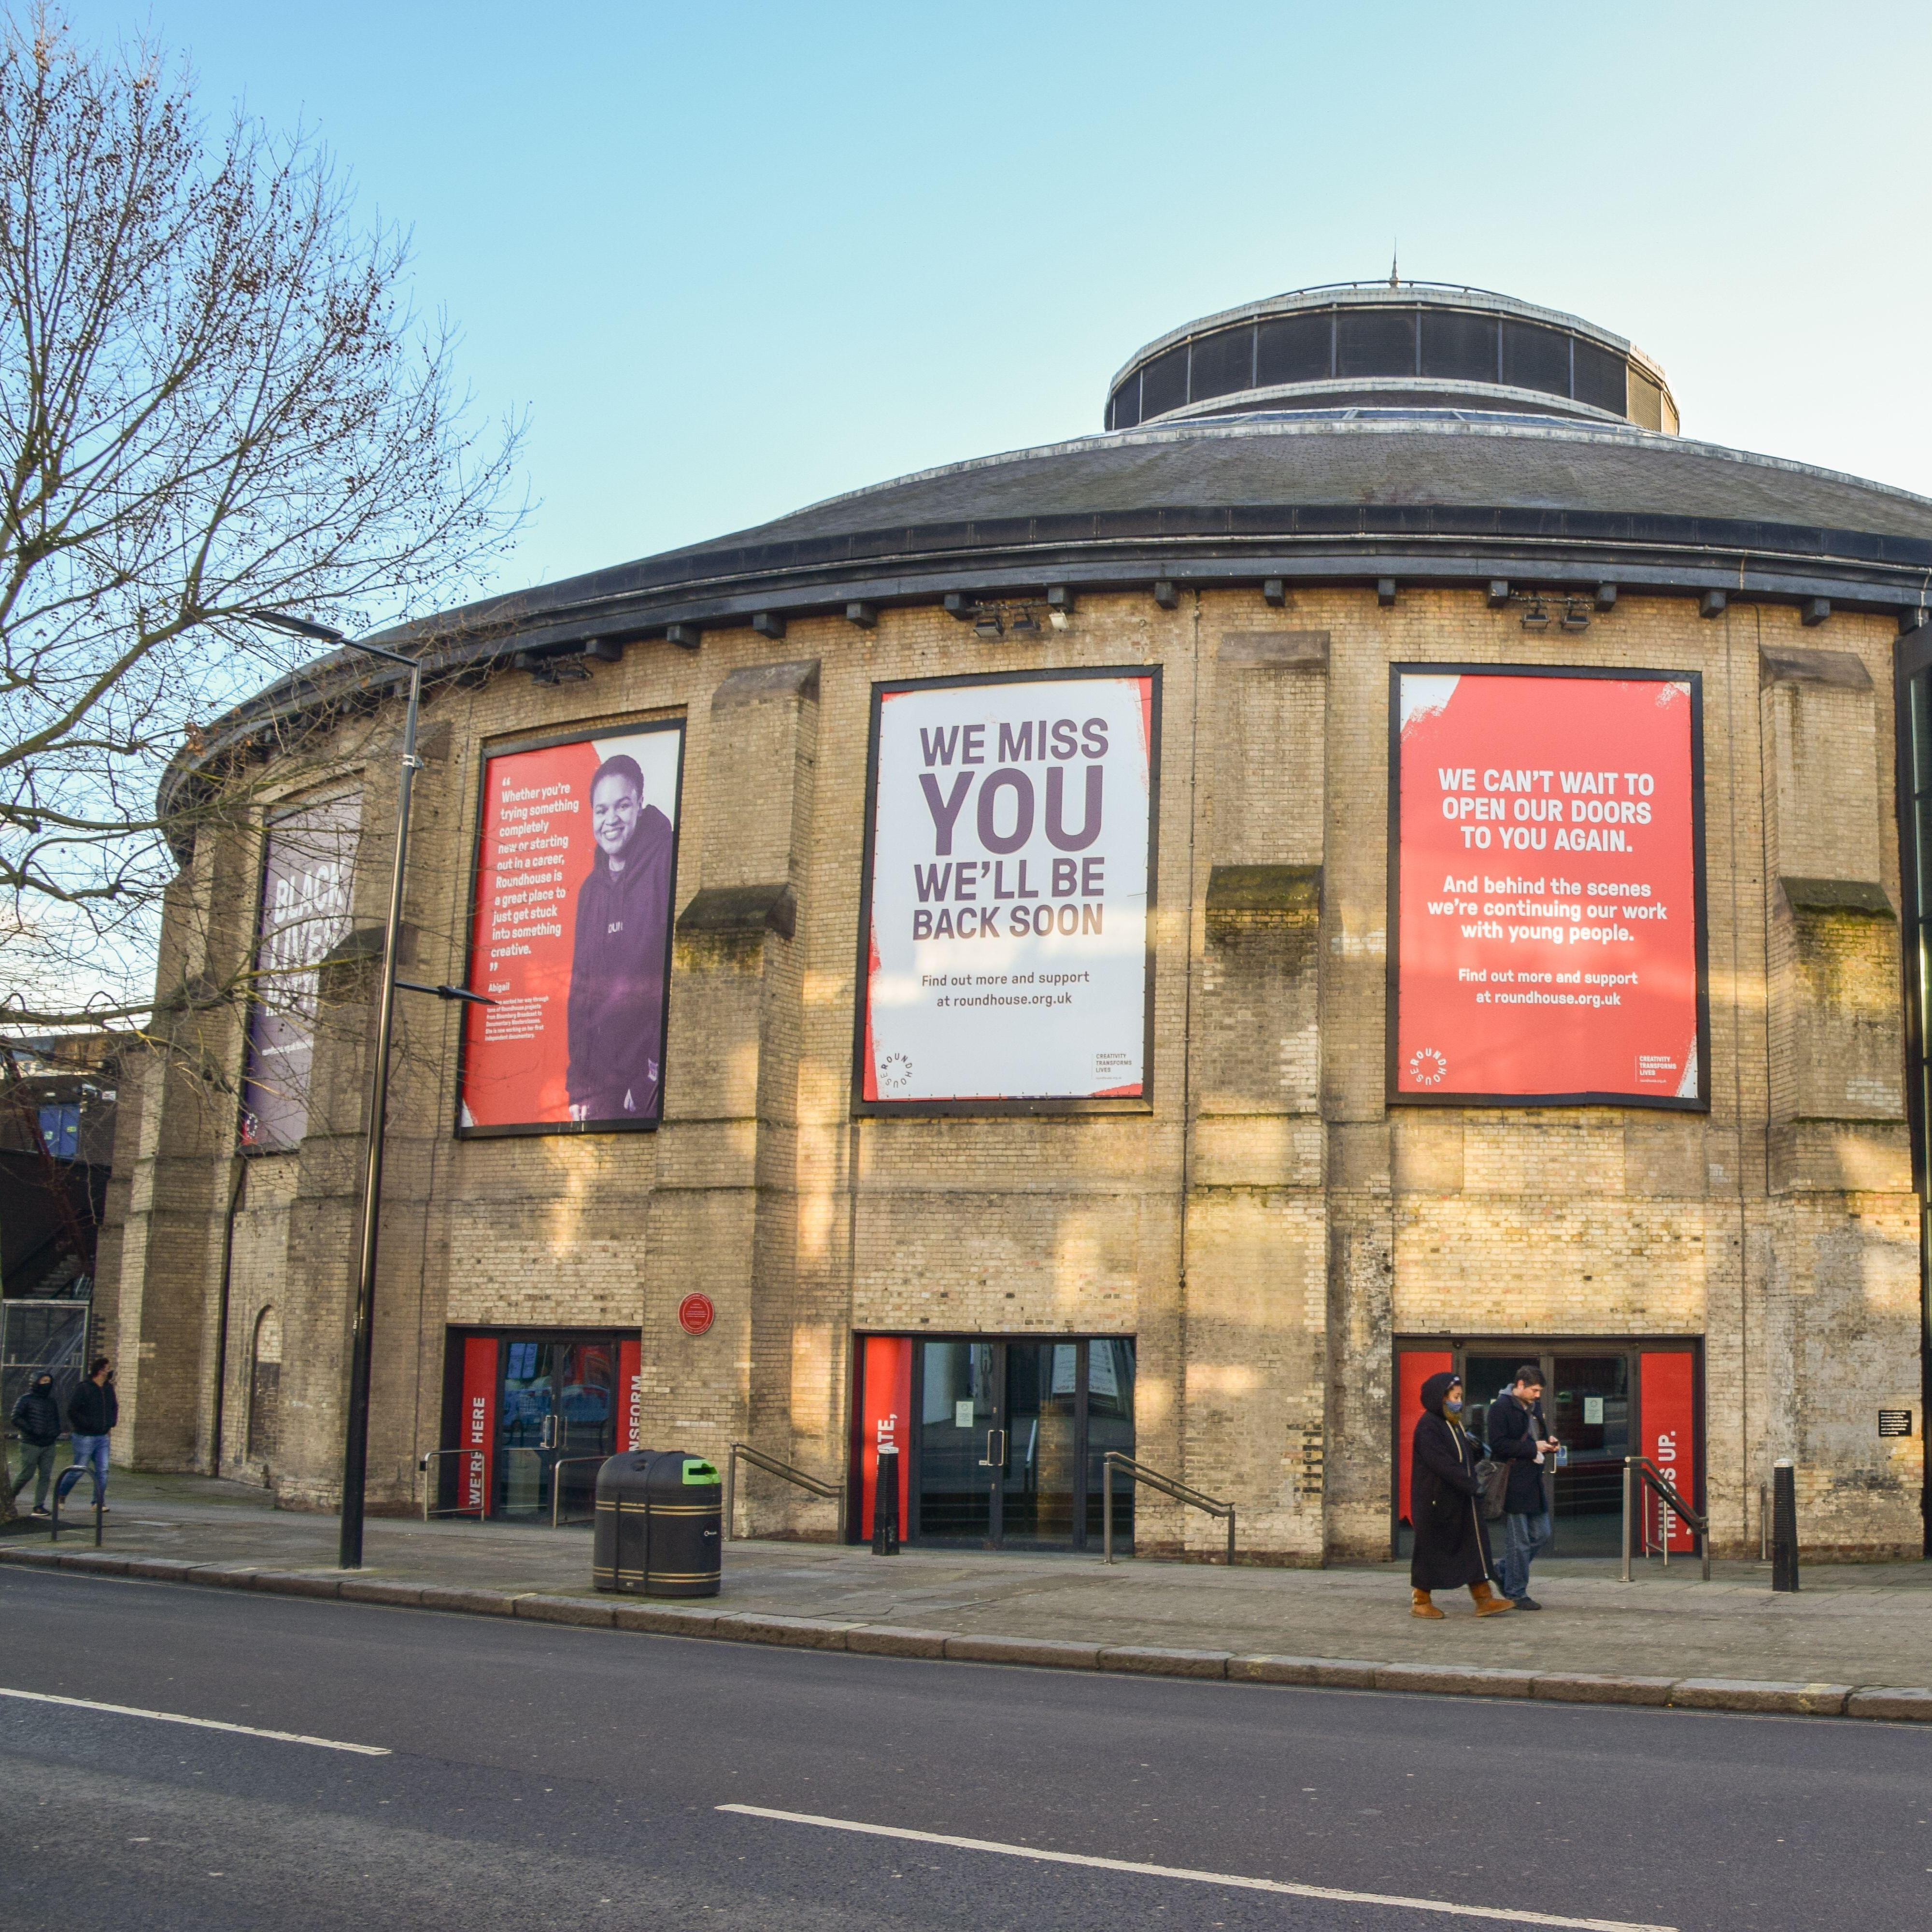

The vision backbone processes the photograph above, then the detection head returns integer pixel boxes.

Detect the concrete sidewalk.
[5,1470,1929,1718]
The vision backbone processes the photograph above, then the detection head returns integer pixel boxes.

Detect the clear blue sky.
[75,1,1932,605]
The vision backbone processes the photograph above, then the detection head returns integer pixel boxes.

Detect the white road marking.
[716,1805,1677,1932]
[0,1686,390,1755]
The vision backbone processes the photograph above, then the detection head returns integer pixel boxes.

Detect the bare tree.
[0,8,523,1044]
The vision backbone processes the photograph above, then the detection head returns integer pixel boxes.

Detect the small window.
[1256,312,1332,387]
[1502,321,1572,398]
[1421,310,1498,384]
[1189,325,1254,401]
[1572,340,1626,414]
[1109,374,1141,430]
[1138,344,1189,420]
[1337,309,1418,378]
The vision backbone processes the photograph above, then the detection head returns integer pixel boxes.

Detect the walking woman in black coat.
[1409,1371,1513,1619]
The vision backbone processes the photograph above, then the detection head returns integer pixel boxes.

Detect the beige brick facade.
[97,583,1928,1560]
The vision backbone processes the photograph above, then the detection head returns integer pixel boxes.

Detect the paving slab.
[4,1470,1929,1708]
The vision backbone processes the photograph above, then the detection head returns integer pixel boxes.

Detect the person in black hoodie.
[566,755,676,1124]
[9,1371,61,1516]
[66,1355,117,1510]
[1409,1371,1513,1619]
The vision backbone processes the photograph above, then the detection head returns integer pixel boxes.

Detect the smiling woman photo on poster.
[566,753,675,1122]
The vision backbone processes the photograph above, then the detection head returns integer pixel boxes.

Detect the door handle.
[978,1429,1006,1469]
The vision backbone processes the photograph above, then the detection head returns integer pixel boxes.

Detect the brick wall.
[98,584,1926,1558]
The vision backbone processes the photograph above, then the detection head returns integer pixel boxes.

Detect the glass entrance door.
[497,1337,618,1522]
[1000,1341,1080,1545]
[907,1336,1134,1550]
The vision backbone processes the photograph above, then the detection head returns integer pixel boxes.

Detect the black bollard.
[1771,1459,1799,1592]
[871,1443,900,1555]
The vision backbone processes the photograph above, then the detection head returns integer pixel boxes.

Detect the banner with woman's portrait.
[458,722,684,1135]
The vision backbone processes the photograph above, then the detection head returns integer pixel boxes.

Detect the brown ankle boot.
[1411,1588,1445,1619]
[1470,1580,1514,1616]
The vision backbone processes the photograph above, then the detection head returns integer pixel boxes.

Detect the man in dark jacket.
[66,1356,117,1511]
[567,755,676,1125]
[9,1371,61,1516]
[1410,1372,1513,1618]
[1488,1364,1558,1608]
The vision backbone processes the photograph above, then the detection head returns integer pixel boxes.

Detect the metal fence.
[1,1297,92,1439]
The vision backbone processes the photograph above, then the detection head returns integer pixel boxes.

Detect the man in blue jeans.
[1486,1365,1558,1609]
[65,1355,117,1512]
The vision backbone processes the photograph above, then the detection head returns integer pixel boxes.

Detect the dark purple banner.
[240,795,361,1150]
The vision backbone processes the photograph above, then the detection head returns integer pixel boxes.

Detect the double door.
[910,1336,1135,1549]
[1395,1338,1701,1557]
[1461,1347,1630,1547]
[497,1337,619,1522]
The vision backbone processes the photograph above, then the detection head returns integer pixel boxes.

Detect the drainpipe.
[210,1156,247,1476]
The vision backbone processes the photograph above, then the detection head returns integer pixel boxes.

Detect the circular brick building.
[110,280,1931,1561]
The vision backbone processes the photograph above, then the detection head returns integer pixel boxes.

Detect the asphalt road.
[0,1567,1927,1932]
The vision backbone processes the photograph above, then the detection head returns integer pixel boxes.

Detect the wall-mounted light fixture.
[1510,590,1589,632]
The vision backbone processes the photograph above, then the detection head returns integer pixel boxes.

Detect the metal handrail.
[1102,1451,1235,1566]
[418,1448,488,1522]
[724,1441,844,1542]
[49,1462,104,1546]
[1620,1455,1710,1582]
[550,1455,607,1529]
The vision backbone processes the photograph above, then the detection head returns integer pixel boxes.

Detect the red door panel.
[1640,1350,1697,1552]
[1396,1349,1455,1527]
[858,1336,912,1538]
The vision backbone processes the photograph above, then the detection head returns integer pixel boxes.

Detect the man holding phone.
[1487,1365,1559,1609]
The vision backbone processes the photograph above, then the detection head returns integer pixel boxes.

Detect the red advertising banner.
[458,1336,498,1517]
[858,1336,912,1539]
[459,723,684,1135]
[618,1339,643,1453]
[1640,1350,1698,1554]
[1396,1348,1454,1528]
[1392,667,1705,1105]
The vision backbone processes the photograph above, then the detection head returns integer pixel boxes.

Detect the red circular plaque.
[677,1293,715,1336]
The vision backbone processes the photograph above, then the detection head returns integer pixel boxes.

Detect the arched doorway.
[247,1306,282,1464]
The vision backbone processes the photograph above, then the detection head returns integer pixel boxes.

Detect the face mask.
[1443,1396,1463,1415]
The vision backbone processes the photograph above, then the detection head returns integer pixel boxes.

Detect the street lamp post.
[243,611,488,1568]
